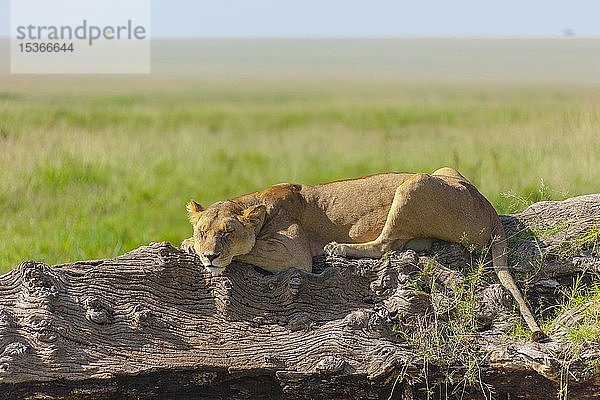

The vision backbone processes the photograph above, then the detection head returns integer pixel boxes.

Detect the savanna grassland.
[0,39,599,271]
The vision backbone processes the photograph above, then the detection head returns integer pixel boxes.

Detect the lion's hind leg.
[325,238,405,258]
[325,173,432,259]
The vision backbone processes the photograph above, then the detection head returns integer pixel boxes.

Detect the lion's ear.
[240,205,266,228]
[186,200,204,224]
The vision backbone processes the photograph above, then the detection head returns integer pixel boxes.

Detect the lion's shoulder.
[247,183,305,213]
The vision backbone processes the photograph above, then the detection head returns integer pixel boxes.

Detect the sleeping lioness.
[181,167,546,341]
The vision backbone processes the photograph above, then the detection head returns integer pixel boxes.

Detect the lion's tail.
[491,221,548,342]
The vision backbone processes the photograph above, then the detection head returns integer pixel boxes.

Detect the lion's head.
[186,199,266,270]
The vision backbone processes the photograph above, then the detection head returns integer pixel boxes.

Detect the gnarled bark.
[1,194,599,399]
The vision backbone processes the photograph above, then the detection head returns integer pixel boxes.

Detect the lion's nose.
[205,252,221,264]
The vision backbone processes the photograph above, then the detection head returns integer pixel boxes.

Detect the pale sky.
[1,0,600,38]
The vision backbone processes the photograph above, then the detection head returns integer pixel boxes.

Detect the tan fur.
[182,167,544,339]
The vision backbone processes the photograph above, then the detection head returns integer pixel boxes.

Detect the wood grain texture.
[1,194,599,399]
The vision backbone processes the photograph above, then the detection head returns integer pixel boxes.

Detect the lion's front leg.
[181,237,196,254]
[235,223,313,273]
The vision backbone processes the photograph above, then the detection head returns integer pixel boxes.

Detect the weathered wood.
[1,194,599,399]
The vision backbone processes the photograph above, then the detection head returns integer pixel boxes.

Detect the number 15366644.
[18,42,74,53]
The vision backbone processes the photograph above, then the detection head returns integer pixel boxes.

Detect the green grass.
[547,273,600,344]
[1,82,599,271]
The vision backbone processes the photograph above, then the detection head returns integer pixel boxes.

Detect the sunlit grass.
[0,83,599,270]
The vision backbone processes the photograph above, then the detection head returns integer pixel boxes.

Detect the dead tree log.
[0,194,599,399]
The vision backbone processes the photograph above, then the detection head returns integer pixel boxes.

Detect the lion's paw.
[181,238,196,254]
[324,242,347,257]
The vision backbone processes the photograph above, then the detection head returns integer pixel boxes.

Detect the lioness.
[182,167,545,341]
